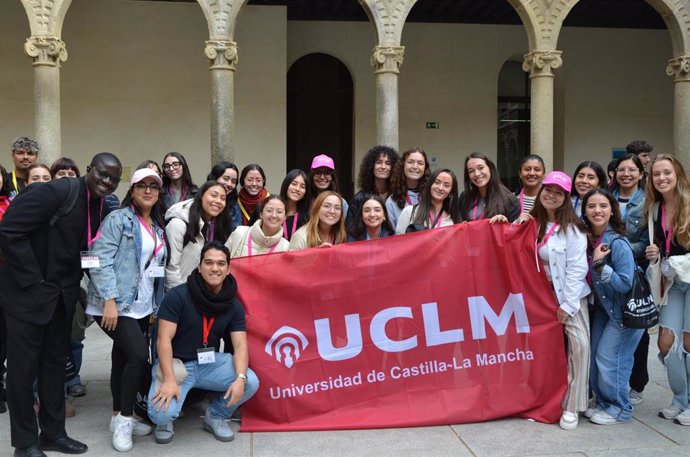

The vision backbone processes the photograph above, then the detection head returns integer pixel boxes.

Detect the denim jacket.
[590,227,635,325]
[87,207,166,315]
[618,188,648,261]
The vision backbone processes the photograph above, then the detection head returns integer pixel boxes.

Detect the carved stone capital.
[666,56,690,82]
[204,40,238,71]
[24,35,67,67]
[371,45,405,74]
[522,50,562,78]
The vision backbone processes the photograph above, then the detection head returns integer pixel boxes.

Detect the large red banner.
[232,221,567,431]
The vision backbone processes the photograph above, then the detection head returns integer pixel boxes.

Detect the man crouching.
[148,241,259,444]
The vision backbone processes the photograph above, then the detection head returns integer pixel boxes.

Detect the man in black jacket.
[0,152,122,457]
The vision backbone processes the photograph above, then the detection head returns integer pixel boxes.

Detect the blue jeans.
[147,353,259,425]
[65,338,84,388]
[590,306,644,421]
[659,278,690,410]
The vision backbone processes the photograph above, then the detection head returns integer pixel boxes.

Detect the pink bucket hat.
[310,154,335,170]
[542,171,571,194]
[131,167,163,187]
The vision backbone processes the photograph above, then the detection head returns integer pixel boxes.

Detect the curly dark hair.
[389,147,430,209]
[626,140,653,155]
[357,145,399,195]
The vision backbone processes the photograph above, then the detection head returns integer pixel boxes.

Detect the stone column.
[371,45,404,150]
[523,50,562,173]
[205,40,239,165]
[667,55,690,167]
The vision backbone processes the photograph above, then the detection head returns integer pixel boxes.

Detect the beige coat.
[225,220,289,258]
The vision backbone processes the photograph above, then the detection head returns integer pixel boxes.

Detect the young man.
[0,152,122,457]
[5,137,39,200]
[148,241,259,444]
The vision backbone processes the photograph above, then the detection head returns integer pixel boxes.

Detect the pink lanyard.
[406,195,413,206]
[587,233,604,285]
[537,223,559,251]
[207,219,215,242]
[136,214,165,256]
[283,212,298,239]
[519,189,525,213]
[662,204,673,256]
[86,189,104,248]
[247,232,278,257]
[472,198,485,220]
[429,210,442,228]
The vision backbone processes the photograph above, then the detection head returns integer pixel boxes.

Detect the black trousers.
[6,299,72,448]
[94,316,149,416]
[629,329,650,392]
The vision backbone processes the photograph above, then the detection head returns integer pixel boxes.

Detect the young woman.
[279,169,310,241]
[530,171,590,430]
[610,153,650,406]
[644,154,690,426]
[85,168,166,451]
[346,146,398,232]
[385,147,431,229]
[458,152,520,222]
[136,160,163,178]
[26,163,51,185]
[165,181,231,290]
[395,168,460,234]
[516,155,545,217]
[50,157,80,179]
[161,152,198,208]
[238,164,269,225]
[348,195,395,242]
[226,195,289,257]
[570,161,608,217]
[309,154,349,215]
[289,191,347,251]
[207,161,242,233]
[583,188,642,425]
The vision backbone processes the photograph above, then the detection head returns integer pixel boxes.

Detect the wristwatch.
[237,373,248,383]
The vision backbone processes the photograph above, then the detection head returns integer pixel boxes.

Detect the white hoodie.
[164,199,207,291]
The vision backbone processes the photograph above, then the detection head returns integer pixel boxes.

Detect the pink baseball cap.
[131,167,163,187]
[311,154,335,170]
[542,171,571,194]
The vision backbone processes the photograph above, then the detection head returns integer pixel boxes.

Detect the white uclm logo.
[265,326,309,368]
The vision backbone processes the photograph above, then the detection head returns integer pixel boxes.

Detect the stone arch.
[196,0,248,41]
[645,0,690,56]
[357,0,418,45]
[506,0,581,50]
[21,0,72,37]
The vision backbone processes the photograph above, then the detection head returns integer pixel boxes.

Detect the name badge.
[197,347,215,365]
[147,264,165,278]
[81,251,100,269]
[661,259,672,276]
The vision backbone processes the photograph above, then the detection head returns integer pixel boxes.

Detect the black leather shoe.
[14,444,47,457]
[38,436,87,454]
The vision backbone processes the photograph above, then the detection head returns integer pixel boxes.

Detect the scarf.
[238,188,269,224]
[187,268,238,317]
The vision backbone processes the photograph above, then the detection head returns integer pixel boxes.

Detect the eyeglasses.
[163,161,181,171]
[616,167,640,174]
[314,170,333,177]
[93,168,121,184]
[132,182,161,192]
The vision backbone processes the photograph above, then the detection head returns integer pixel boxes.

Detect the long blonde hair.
[306,191,347,248]
[644,154,690,249]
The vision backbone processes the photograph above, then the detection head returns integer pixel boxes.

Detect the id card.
[197,347,215,364]
[662,259,672,276]
[147,263,165,278]
[80,251,100,269]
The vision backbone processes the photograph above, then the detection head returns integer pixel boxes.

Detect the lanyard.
[472,198,485,220]
[207,219,215,242]
[136,214,165,256]
[202,316,215,347]
[283,212,298,239]
[662,203,673,256]
[537,223,559,251]
[406,195,413,206]
[587,233,605,285]
[86,189,104,248]
[519,189,525,213]
[429,210,443,228]
[238,200,251,222]
[247,232,279,257]
[180,185,188,202]
[11,170,19,195]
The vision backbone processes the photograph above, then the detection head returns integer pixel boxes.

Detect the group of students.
[1,137,689,453]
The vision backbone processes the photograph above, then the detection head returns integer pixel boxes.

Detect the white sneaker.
[583,407,600,419]
[673,407,690,425]
[629,389,643,406]
[559,411,578,430]
[112,414,134,452]
[110,415,153,436]
[589,410,623,425]
[659,404,684,419]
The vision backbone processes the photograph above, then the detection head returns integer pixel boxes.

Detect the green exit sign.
[425,122,439,129]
